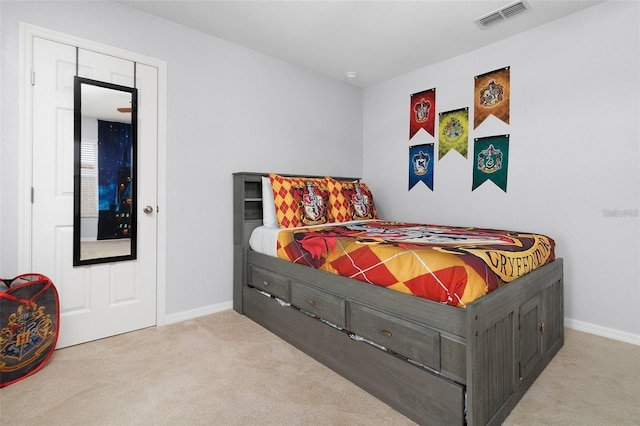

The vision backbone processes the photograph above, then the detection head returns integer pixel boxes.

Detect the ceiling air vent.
[475,1,530,29]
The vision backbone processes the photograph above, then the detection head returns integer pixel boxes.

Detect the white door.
[31,37,158,348]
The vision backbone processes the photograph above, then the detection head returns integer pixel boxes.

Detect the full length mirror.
[73,77,138,266]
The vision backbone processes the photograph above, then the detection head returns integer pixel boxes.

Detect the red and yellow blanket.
[276,221,555,307]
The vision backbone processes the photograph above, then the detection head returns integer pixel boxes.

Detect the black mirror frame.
[73,76,138,266]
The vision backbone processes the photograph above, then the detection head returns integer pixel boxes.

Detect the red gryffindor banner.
[409,88,436,139]
[474,67,510,128]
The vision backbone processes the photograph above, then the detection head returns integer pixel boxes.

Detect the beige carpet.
[1,310,638,425]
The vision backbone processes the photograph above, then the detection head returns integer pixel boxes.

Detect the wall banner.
[409,88,436,139]
[409,143,434,191]
[472,135,509,192]
[474,67,510,129]
[438,107,469,159]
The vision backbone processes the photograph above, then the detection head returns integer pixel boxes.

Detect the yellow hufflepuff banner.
[438,107,469,159]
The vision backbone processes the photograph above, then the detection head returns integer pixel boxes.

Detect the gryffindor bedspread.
[276,221,555,308]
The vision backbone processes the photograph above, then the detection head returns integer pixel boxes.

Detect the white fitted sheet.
[249,220,378,258]
[248,226,282,257]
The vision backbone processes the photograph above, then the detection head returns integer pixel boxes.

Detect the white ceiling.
[82,83,133,123]
[120,0,603,87]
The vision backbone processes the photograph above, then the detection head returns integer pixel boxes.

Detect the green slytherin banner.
[472,135,509,192]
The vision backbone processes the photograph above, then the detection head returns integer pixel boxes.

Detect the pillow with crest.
[269,174,332,228]
[326,177,378,222]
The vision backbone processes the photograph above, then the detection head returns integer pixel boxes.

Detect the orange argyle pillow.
[326,177,378,222]
[269,174,332,228]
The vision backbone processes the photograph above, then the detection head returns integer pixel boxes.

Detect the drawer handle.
[307,300,317,307]
[263,280,270,286]
[380,329,392,338]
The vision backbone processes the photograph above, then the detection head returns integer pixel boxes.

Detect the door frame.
[18,23,168,327]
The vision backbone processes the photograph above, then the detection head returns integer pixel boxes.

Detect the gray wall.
[2,1,638,342]
[0,1,363,314]
[362,1,639,341]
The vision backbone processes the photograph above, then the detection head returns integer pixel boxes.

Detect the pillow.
[261,177,278,227]
[269,174,333,228]
[326,177,378,222]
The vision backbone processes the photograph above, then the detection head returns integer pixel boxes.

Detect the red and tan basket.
[0,274,59,388]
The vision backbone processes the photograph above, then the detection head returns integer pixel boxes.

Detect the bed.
[233,172,564,425]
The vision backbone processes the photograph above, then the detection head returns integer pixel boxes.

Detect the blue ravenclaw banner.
[472,135,509,192]
[409,143,434,191]
[438,107,469,159]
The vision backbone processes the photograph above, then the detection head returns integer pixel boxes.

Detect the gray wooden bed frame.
[233,172,564,425]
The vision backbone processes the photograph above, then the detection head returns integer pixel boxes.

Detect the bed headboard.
[232,172,360,246]
[232,172,360,312]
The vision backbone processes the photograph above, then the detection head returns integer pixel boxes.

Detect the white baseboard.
[565,317,640,346]
[162,303,640,347]
[163,300,233,325]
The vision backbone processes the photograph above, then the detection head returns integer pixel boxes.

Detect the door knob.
[143,205,154,214]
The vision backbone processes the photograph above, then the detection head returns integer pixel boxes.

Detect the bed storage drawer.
[290,281,345,328]
[348,303,441,372]
[248,265,289,301]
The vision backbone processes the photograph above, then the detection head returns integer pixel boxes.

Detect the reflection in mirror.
[73,77,138,266]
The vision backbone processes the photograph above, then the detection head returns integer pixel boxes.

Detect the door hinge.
[31,187,34,203]
[31,70,35,86]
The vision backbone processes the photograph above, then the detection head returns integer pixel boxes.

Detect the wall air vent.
[475,0,530,29]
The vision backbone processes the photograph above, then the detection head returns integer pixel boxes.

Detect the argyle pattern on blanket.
[276,221,555,308]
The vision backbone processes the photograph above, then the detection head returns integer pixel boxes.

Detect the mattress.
[249,219,371,257]
[250,220,555,307]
